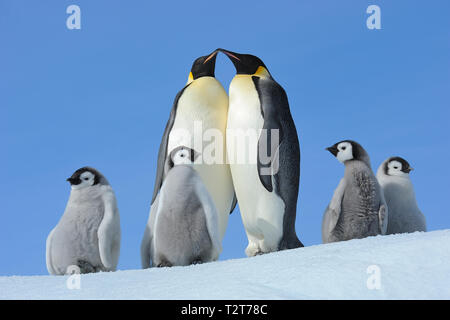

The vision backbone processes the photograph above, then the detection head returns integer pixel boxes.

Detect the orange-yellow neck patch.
[187,72,194,84]
[253,66,270,78]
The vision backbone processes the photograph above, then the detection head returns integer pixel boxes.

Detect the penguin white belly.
[227,76,285,256]
[167,77,234,241]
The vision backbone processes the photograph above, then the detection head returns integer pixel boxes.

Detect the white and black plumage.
[322,140,388,243]
[46,167,121,275]
[377,156,426,234]
[217,49,303,256]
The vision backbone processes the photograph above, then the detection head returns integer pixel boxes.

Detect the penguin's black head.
[217,48,272,78]
[326,140,370,165]
[188,50,218,82]
[384,156,413,176]
[67,167,101,189]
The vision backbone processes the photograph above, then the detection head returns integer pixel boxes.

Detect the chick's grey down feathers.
[377,158,426,234]
[46,167,121,275]
[323,143,387,243]
[152,165,217,267]
[142,147,221,268]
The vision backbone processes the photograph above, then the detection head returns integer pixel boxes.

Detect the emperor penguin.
[141,51,235,267]
[46,167,121,275]
[377,156,426,234]
[143,146,222,267]
[323,140,388,243]
[217,48,303,256]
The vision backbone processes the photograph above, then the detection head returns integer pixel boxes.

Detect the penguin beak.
[217,48,241,62]
[203,50,218,64]
[217,48,247,74]
[66,177,80,185]
[326,146,339,157]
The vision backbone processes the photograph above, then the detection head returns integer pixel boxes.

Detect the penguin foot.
[278,237,304,250]
[156,260,172,268]
[190,259,204,265]
[245,242,262,257]
[76,260,99,274]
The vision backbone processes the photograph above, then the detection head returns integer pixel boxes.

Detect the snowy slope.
[1,230,449,299]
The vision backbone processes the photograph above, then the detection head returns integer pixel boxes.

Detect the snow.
[1,230,450,299]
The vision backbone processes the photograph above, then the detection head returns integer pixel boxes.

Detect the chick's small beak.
[326,146,338,157]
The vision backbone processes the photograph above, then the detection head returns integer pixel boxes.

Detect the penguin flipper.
[97,187,121,271]
[140,223,152,269]
[150,109,175,205]
[141,196,159,269]
[151,85,190,205]
[229,193,237,214]
[252,76,287,192]
[378,191,388,235]
[322,178,346,243]
[45,227,58,275]
[256,122,282,192]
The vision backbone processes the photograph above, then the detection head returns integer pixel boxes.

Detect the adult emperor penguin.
[217,48,303,256]
[142,146,222,267]
[377,157,426,234]
[46,167,121,275]
[142,51,235,268]
[323,140,388,243]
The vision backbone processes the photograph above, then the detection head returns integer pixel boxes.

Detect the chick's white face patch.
[72,171,95,190]
[336,142,353,163]
[387,160,409,177]
[172,148,193,166]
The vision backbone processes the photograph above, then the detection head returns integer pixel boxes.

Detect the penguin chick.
[142,146,222,268]
[46,167,121,275]
[322,140,388,243]
[377,157,426,234]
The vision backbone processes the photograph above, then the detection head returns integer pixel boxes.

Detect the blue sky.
[1,0,449,276]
